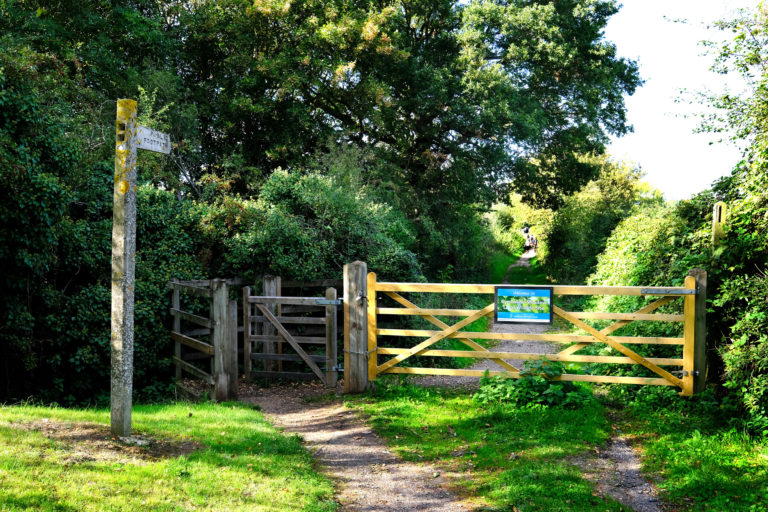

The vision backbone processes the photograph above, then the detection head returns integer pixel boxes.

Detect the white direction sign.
[136,125,171,154]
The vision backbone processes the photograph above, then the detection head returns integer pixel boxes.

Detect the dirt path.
[241,382,471,512]
[502,248,536,282]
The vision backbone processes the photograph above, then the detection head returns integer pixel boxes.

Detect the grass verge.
[0,401,337,512]
[347,381,629,511]
[608,387,768,511]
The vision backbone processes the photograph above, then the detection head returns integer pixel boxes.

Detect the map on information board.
[494,286,553,324]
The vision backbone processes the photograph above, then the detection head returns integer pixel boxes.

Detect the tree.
[181,0,640,210]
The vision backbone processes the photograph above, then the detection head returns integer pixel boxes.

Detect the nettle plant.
[474,359,595,408]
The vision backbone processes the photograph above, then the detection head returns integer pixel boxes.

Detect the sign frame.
[136,125,171,154]
[494,285,554,325]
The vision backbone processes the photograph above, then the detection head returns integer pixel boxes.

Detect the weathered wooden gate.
[243,277,341,387]
[344,262,707,396]
[168,278,238,401]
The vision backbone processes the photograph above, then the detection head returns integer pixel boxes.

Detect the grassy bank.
[347,380,768,511]
[609,388,768,511]
[347,381,627,511]
[0,402,337,512]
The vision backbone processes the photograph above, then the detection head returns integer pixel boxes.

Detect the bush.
[473,359,595,408]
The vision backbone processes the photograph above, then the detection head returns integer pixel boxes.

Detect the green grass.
[611,388,768,511]
[488,249,522,283]
[348,382,629,511]
[0,402,337,512]
[505,255,549,285]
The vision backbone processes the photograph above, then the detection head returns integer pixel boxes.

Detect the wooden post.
[212,279,236,401]
[367,272,378,382]
[689,269,708,394]
[712,202,727,246]
[227,299,239,399]
[243,286,251,379]
[111,98,138,437]
[262,276,280,372]
[682,275,696,396]
[325,287,338,388]
[172,285,181,380]
[344,262,368,393]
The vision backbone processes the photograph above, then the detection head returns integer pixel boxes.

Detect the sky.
[604,0,759,200]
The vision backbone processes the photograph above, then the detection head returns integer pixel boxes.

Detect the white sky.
[604,0,759,200]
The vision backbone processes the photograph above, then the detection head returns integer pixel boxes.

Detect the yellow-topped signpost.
[111,99,170,437]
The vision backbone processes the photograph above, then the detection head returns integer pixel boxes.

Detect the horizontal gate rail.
[342,261,707,396]
[374,282,695,296]
[375,330,684,345]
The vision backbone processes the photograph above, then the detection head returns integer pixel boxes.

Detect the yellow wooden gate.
[350,268,706,396]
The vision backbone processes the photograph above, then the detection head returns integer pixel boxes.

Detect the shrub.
[473,359,595,408]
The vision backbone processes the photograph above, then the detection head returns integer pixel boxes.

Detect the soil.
[241,382,471,512]
[571,433,664,512]
[16,419,201,464]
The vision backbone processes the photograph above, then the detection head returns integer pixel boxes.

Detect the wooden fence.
[243,276,341,387]
[168,278,238,401]
[344,262,707,396]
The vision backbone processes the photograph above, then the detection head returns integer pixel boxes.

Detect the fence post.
[325,287,338,388]
[344,262,368,393]
[212,279,237,401]
[712,202,727,246]
[262,275,281,372]
[243,286,251,379]
[690,269,708,393]
[172,284,181,380]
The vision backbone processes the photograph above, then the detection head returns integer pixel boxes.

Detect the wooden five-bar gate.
[343,262,707,396]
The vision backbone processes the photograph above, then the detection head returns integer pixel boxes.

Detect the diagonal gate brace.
[378,303,496,374]
[557,296,676,358]
[553,305,683,389]
[384,291,521,373]
[256,304,326,381]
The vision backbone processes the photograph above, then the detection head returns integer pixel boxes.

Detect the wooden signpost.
[111,99,170,437]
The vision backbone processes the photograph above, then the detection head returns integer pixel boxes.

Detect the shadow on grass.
[0,491,79,512]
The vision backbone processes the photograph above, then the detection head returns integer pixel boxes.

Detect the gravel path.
[241,382,471,512]
[573,433,663,512]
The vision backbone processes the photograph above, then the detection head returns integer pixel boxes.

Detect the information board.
[494,286,553,324]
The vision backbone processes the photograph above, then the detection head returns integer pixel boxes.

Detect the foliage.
[179,0,640,210]
[545,156,663,284]
[474,360,595,408]
[0,0,640,402]
[198,168,423,283]
[349,381,623,510]
[0,402,338,511]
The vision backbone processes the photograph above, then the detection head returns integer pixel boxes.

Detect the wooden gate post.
[212,279,237,401]
[344,262,368,393]
[325,287,338,388]
[690,269,708,394]
[242,286,252,379]
[262,276,281,372]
